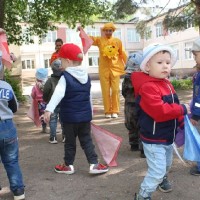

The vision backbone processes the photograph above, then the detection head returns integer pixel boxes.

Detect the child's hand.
[43,111,52,123]
[190,118,198,126]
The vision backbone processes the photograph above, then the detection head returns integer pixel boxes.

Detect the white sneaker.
[89,163,109,174]
[111,113,118,118]
[105,114,111,118]
[49,137,58,144]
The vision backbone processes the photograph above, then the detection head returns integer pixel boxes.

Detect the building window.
[22,59,35,69]
[127,28,140,42]
[86,28,100,37]
[22,27,34,43]
[44,59,51,68]
[186,18,194,29]
[170,44,179,60]
[113,29,121,39]
[155,22,163,37]
[184,42,193,60]
[66,29,81,43]
[88,52,99,67]
[42,31,57,43]
[44,55,51,68]
[144,27,152,40]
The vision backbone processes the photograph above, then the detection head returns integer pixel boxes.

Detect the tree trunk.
[0,0,5,28]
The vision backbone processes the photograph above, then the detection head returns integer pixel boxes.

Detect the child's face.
[145,51,172,79]
[192,51,200,65]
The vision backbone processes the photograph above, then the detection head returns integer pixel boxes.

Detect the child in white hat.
[132,44,190,200]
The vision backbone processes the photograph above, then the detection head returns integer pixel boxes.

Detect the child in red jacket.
[132,44,190,200]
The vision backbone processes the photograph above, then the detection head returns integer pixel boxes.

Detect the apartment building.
[9,22,143,80]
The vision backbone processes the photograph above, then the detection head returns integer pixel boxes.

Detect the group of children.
[2,34,200,200]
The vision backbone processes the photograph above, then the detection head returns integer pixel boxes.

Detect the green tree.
[0,0,113,45]
[163,1,200,33]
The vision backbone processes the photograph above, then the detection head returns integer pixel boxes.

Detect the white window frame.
[86,27,100,37]
[22,27,34,43]
[113,28,121,40]
[184,42,193,60]
[66,29,81,43]
[22,59,35,69]
[170,44,179,60]
[44,54,51,68]
[88,52,99,67]
[127,28,140,42]
[155,22,163,37]
[42,31,57,43]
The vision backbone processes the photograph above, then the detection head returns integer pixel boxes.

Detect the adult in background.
[78,22,127,118]
[50,38,63,65]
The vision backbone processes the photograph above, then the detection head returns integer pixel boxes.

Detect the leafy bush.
[4,69,26,103]
[170,79,192,90]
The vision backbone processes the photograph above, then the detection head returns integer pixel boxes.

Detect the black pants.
[63,122,98,165]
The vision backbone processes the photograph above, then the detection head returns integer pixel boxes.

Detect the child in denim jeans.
[122,51,145,157]
[132,44,190,200]
[189,37,200,176]
[0,51,25,200]
[43,59,64,144]
[31,68,48,133]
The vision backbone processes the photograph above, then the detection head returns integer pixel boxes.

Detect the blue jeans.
[139,142,173,198]
[0,119,24,192]
[49,107,63,138]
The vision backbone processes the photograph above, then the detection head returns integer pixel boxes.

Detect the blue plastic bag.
[183,115,200,162]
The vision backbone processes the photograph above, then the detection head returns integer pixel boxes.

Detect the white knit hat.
[191,38,200,52]
[140,43,177,73]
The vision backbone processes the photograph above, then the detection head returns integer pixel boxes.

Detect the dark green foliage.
[1,0,112,45]
[171,79,193,90]
[4,69,26,102]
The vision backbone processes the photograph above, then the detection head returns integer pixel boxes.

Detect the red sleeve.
[139,83,184,122]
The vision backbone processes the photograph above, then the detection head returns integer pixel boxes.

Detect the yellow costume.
[90,23,127,115]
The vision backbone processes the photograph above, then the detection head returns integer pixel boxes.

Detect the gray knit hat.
[51,59,62,77]
[125,51,143,73]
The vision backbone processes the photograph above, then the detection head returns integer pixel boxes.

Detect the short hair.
[55,38,63,44]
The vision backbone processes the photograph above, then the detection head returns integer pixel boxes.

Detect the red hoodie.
[131,72,187,144]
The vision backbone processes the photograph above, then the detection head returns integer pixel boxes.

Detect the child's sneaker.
[134,193,151,200]
[158,176,172,193]
[13,188,25,200]
[62,135,65,143]
[54,164,74,174]
[190,166,200,176]
[49,137,58,144]
[89,163,109,174]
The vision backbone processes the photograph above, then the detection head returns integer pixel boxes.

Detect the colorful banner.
[0,33,12,69]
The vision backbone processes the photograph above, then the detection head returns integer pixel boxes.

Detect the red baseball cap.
[58,43,83,61]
